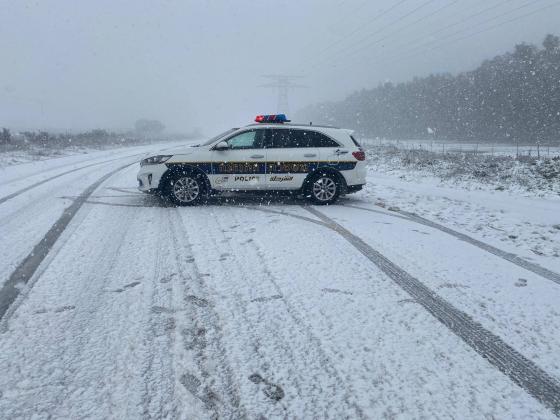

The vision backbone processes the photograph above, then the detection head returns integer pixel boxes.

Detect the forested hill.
[298,34,560,144]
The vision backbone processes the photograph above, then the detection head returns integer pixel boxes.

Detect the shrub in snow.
[366,145,560,195]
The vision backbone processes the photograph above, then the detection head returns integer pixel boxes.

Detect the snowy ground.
[0,140,183,168]
[362,144,560,262]
[361,138,560,159]
[1,145,560,418]
[0,146,80,167]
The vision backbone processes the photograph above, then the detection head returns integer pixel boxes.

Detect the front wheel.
[165,173,206,206]
[306,173,341,205]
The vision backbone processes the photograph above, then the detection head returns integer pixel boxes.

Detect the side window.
[225,130,264,149]
[264,129,340,148]
[288,130,309,148]
[306,131,339,147]
[268,129,291,148]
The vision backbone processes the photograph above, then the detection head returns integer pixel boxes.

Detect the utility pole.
[259,75,306,115]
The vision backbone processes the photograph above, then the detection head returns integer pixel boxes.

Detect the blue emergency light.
[255,114,290,123]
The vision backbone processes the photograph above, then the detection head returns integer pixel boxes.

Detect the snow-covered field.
[0,141,182,168]
[1,144,560,418]
[361,138,560,159]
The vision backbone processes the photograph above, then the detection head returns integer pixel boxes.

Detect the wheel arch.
[160,164,212,194]
[302,166,348,194]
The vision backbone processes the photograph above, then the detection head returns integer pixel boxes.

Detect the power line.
[360,0,510,63]
[341,0,464,61]
[306,0,438,71]
[305,0,507,74]
[439,1,560,49]
[298,0,373,53]
[314,0,550,78]
[397,0,545,57]
[379,0,552,67]
[417,0,514,43]
[303,0,410,65]
[338,0,438,53]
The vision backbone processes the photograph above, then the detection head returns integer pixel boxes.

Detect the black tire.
[305,171,341,205]
[164,172,207,206]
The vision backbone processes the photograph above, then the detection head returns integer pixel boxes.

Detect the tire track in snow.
[170,210,246,419]
[0,170,143,418]
[51,200,140,418]
[1,143,181,190]
[344,203,560,286]
[0,161,135,322]
[246,233,366,419]
[141,209,178,419]
[0,154,144,206]
[304,205,560,417]
[183,209,289,418]
[208,208,366,419]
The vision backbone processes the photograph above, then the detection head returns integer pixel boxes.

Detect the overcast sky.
[1,0,559,134]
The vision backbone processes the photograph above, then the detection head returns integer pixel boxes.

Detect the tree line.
[0,129,145,148]
[0,119,170,148]
[298,34,560,144]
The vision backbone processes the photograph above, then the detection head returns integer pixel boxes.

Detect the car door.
[210,128,267,190]
[265,128,319,190]
[313,130,348,164]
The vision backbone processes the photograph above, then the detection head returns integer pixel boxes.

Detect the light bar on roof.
[254,114,290,123]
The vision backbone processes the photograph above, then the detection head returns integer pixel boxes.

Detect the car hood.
[142,146,199,159]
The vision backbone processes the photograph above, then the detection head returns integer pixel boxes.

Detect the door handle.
[250,154,264,159]
[304,153,317,158]
[335,149,349,155]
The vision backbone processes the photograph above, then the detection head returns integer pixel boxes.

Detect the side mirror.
[214,141,229,151]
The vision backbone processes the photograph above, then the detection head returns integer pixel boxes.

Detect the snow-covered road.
[1,148,560,419]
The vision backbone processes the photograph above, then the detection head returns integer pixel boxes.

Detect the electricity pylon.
[259,75,307,115]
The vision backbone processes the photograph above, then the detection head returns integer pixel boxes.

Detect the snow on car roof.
[245,122,341,129]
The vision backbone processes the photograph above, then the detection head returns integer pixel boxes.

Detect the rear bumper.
[340,160,367,188]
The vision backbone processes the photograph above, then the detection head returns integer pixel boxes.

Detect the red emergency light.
[255,114,290,123]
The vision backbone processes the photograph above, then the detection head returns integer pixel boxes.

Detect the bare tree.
[1,128,11,145]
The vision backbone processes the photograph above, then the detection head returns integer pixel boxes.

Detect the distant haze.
[1,0,559,135]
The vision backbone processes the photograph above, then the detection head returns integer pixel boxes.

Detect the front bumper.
[137,163,168,192]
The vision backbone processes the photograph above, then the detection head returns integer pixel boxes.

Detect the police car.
[137,114,366,205]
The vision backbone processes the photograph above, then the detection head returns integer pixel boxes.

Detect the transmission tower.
[259,74,307,115]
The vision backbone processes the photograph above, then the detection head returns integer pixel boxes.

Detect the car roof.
[244,122,341,130]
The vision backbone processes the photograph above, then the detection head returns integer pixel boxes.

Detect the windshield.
[200,128,238,146]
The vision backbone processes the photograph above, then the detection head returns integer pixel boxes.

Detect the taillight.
[352,150,365,161]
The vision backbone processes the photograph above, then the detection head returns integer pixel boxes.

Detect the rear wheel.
[165,173,206,206]
[306,172,341,205]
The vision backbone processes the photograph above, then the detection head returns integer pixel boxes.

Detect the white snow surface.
[0,146,559,419]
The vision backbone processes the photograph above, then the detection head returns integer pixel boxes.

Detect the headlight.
[140,155,172,166]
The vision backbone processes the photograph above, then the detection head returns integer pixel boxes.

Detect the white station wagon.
[137,114,367,205]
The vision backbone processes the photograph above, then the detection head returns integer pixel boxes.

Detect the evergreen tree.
[299,35,560,144]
